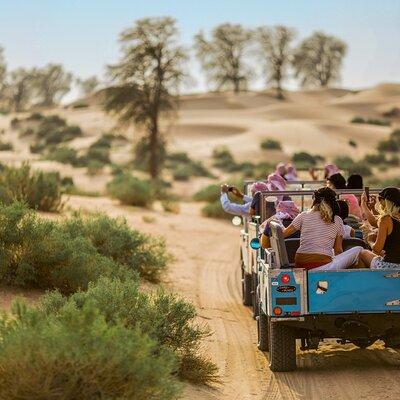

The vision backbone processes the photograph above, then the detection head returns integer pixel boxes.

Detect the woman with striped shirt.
[282,187,363,271]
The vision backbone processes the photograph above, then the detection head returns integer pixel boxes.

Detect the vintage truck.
[240,180,324,317]
[251,189,400,372]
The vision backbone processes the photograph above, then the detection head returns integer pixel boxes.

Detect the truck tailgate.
[308,269,400,313]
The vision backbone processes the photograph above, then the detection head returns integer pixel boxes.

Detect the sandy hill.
[0,83,399,192]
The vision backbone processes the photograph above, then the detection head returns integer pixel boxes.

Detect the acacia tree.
[77,75,100,96]
[104,17,187,180]
[7,68,36,112]
[293,31,347,87]
[255,26,296,99]
[0,46,6,95]
[194,23,252,93]
[34,63,73,106]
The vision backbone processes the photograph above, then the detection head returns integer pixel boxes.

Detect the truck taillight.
[281,274,290,284]
[273,306,282,316]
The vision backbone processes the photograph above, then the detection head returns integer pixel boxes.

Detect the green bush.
[212,147,236,170]
[0,301,180,400]
[193,184,220,202]
[107,174,154,207]
[166,152,212,180]
[0,141,13,151]
[348,139,357,147]
[172,165,190,181]
[260,138,281,150]
[351,116,391,126]
[383,107,400,118]
[377,139,399,152]
[0,203,123,293]
[47,146,79,165]
[61,213,170,282]
[292,151,317,166]
[201,200,232,220]
[41,277,218,385]
[0,163,63,212]
[27,112,45,121]
[333,156,355,169]
[348,161,372,177]
[363,153,386,165]
[390,129,400,142]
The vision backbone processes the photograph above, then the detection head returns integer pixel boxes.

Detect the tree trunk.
[234,79,240,94]
[149,120,159,180]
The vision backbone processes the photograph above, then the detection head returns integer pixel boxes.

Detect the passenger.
[282,187,363,271]
[347,173,363,190]
[309,163,340,181]
[266,172,287,203]
[220,181,268,217]
[359,188,400,269]
[327,173,363,220]
[275,162,287,180]
[285,163,298,181]
[337,200,355,238]
[261,200,300,248]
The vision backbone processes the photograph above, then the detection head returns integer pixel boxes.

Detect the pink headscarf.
[324,164,340,179]
[267,173,286,191]
[276,162,287,177]
[285,163,298,181]
[251,181,269,195]
[276,200,300,220]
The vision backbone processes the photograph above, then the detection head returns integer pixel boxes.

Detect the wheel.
[257,308,269,351]
[269,321,296,372]
[241,268,253,307]
[252,272,259,318]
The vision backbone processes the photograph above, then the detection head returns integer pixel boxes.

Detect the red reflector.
[273,307,282,316]
[281,274,290,284]
[291,311,301,317]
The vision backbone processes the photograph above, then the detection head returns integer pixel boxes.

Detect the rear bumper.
[274,313,400,339]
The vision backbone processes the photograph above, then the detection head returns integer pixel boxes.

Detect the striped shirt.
[291,211,344,257]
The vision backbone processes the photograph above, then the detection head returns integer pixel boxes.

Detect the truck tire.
[257,308,269,351]
[252,272,259,318]
[269,321,296,372]
[242,270,252,306]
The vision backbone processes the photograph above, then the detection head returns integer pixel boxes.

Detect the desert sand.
[1,84,400,399]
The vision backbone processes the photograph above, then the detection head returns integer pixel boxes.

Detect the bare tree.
[104,17,187,180]
[77,75,100,96]
[6,68,36,112]
[293,31,347,87]
[194,23,252,93]
[34,63,73,106]
[255,26,296,99]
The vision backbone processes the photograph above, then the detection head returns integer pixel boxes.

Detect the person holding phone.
[359,188,400,269]
[220,181,268,217]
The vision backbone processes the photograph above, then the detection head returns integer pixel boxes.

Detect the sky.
[1,0,399,97]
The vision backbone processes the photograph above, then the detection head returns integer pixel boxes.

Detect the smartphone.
[228,186,234,192]
[364,186,370,202]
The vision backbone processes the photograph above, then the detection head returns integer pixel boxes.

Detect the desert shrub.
[29,142,46,154]
[161,200,180,214]
[85,135,112,165]
[167,152,191,163]
[383,107,400,118]
[377,138,399,152]
[292,151,317,166]
[351,116,391,126]
[27,112,45,121]
[10,117,20,128]
[0,141,13,151]
[386,155,400,166]
[212,147,236,170]
[260,138,281,150]
[193,184,220,202]
[333,156,355,169]
[41,277,218,385]
[107,173,154,207]
[390,129,400,142]
[0,301,179,400]
[172,165,191,181]
[348,139,357,147]
[0,203,125,293]
[348,161,372,177]
[47,146,79,165]
[351,116,365,124]
[363,153,386,165]
[0,163,63,212]
[201,200,232,220]
[86,160,104,175]
[61,213,170,282]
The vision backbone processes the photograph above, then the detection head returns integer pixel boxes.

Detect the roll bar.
[258,188,383,221]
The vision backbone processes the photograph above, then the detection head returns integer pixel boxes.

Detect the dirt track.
[66,196,400,400]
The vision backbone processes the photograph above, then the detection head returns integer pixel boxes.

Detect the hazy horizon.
[1,0,400,98]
